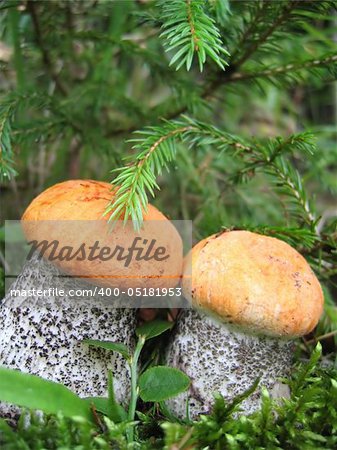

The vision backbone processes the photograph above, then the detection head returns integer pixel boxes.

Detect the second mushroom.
[166,230,323,418]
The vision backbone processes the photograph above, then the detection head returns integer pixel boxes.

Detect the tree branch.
[232,1,300,68]
[27,1,68,96]
[227,54,337,83]
[104,0,328,140]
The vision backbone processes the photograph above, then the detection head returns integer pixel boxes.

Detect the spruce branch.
[230,225,318,250]
[105,122,193,229]
[0,92,79,181]
[104,46,336,138]
[104,49,337,139]
[231,0,337,71]
[105,117,253,228]
[232,1,300,67]
[208,0,231,26]
[0,93,47,181]
[268,157,317,230]
[233,133,318,230]
[27,1,68,96]
[105,118,317,230]
[0,101,17,181]
[229,1,267,62]
[159,0,229,71]
[99,2,337,139]
[233,132,316,180]
[228,54,337,84]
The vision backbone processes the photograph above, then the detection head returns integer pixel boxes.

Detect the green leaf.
[83,340,130,360]
[85,397,110,416]
[84,397,127,422]
[108,370,128,422]
[139,366,190,402]
[136,320,173,340]
[0,367,92,421]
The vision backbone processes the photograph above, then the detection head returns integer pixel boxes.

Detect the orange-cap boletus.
[166,230,323,418]
[0,180,182,417]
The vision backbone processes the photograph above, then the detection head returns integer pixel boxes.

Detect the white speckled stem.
[166,309,293,419]
[0,255,136,419]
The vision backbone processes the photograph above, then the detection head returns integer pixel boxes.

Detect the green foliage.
[83,340,131,360]
[86,371,128,423]
[0,322,190,447]
[2,344,337,449]
[138,366,190,402]
[106,118,318,230]
[0,91,66,182]
[159,0,229,71]
[84,321,190,444]
[1,1,337,447]
[230,53,337,87]
[105,119,190,228]
[0,414,131,450]
[0,367,93,422]
[1,0,336,189]
[0,100,17,181]
[162,344,337,450]
[136,320,173,340]
[208,0,231,27]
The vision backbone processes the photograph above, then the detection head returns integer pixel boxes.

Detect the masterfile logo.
[4,220,192,308]
[27,237,170,267]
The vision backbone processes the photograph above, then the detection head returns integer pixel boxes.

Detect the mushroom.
[166,230,323,418]
[1,180,182,417]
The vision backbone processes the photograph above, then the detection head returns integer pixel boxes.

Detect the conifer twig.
[228,54,337,83]
[105,118,317,230]
[27,1,68,96]
[232,1,300,68]
[159,0,229,71]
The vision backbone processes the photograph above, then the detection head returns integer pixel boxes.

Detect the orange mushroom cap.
[22,180,183,289]
[182,230,323,337]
